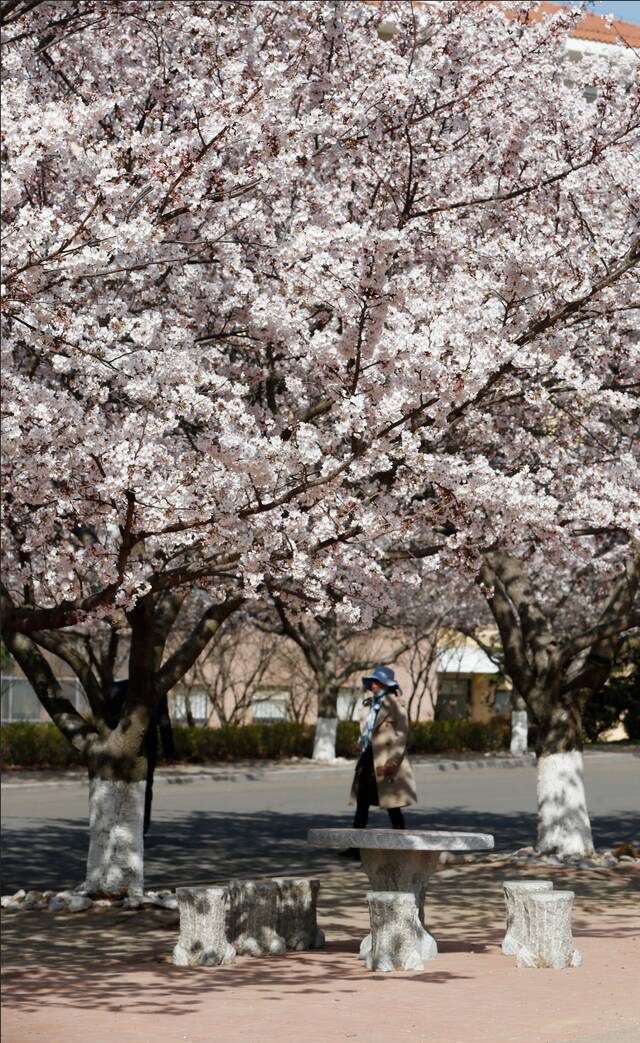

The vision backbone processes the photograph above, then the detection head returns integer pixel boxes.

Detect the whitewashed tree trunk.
[84,779,145,896]
[536,751,594,859]
[510,710,528,755]
[312,717,338,762]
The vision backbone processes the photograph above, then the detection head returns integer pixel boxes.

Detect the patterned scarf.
[359,691,385,754]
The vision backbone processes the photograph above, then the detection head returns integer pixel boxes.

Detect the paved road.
[2,753,638,892]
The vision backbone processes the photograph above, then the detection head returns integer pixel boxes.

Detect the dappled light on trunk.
[536,751,594,859]
[85,779,145,897]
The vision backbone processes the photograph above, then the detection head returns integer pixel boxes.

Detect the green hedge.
[583,663,640,742]
[0,721,84,768]
[408,717,511,754]
[1,716,510,768]
[337,717,510,755]
[171,722,315,762]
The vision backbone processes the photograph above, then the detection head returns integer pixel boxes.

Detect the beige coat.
[349,692,417,809]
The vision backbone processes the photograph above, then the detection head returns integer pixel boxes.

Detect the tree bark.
[3,590,243,893]
[479,550,639,860]
[535,698,594,858]
[2,630,97,753]
[84,777,145,896]
[3,627,147,892]
[81,600,155,893]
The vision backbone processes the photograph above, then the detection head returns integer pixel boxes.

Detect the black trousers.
[353,798,405,830]
[352,746,405,830]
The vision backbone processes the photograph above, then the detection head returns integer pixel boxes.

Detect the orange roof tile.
[363,1,640,48]
[521,2,640,46]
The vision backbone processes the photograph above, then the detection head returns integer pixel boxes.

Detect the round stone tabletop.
[307,827,494,851]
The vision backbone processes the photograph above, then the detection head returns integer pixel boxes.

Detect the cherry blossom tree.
[477,549,639,858]
[2,0,638,879]
[3,589,241,893]
[408,544,639,859]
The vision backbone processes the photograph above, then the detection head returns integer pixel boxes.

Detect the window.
[492,688,512,716]
[252,687,290,723]
[436,676,471,720]
[564,51,598,103]
[171,688,209,723]
[1,675,87,722]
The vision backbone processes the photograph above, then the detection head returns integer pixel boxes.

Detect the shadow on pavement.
[2,807,639,893]
[2,861,637,962]
[1,883,472,1016]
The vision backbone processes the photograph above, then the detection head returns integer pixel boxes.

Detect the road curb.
[2,753,538,788]
[4,749,635,789]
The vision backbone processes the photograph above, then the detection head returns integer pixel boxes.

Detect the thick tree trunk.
[478,551,638,861]
[81,608,153,896]
[82,729,148,896]
[312,681,340,762]
[536,703,594,859]
[312,717,339,762]
[84,777,145,896]
[5,592,239,897]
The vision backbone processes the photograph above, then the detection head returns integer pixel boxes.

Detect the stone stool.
[517,890,582,969]
[172,887,236,966]
[364,892,425,972]
[273,878,325,950]
[226,880,286,956]
[502,879,554,955]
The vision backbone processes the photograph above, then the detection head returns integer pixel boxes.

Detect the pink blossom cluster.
[2,1,638,630]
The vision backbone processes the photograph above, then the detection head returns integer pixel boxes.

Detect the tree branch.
[1,630,97,754]
[478,559,535,697]
[31,629,106,722]
[156,597,243,696]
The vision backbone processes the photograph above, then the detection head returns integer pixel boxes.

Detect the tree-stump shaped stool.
[516,891,582,968]
[226,881,287,956]
[172,887,236,966]
[358,848,438,962]
[502,880,554,955]
[273,878,325,950]
[364,892,424,972]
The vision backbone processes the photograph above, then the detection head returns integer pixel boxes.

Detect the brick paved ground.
[2,859,639,1043]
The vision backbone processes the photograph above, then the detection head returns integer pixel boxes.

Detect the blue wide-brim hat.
[362,664,400,692]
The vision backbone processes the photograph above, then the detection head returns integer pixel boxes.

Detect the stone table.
[307,827,494,960]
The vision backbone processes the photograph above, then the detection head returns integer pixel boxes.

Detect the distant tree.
[177,616,283,726]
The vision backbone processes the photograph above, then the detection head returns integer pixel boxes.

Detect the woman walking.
[349,664,417,833]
